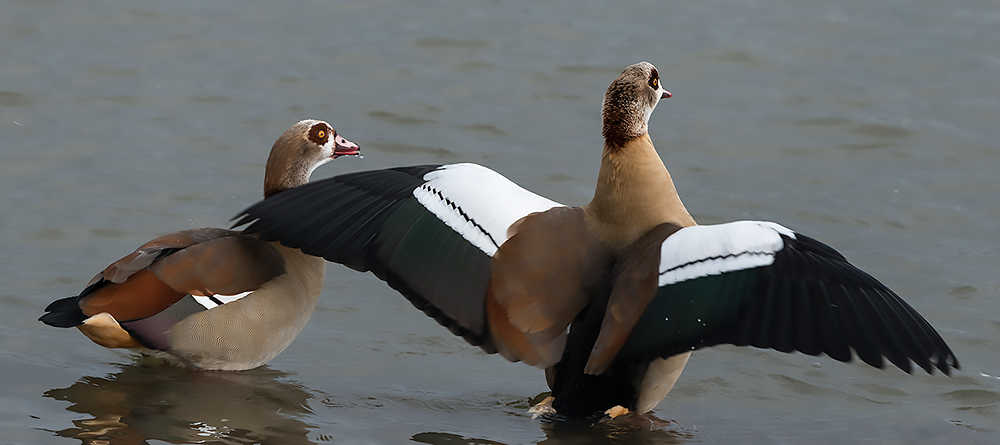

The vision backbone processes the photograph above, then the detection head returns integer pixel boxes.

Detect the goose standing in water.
[234,63,957,418]
[41,120,360,371]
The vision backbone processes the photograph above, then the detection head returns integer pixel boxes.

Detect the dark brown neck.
[601,89,649,149]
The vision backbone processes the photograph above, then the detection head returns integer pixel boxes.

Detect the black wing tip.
[898,354,959,376]
[801,345,958,377]
[934,351,960,376]
[837,347,959,376]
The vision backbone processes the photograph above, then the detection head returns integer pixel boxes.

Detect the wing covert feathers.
[487,207,609,368]
[587,223,682,374]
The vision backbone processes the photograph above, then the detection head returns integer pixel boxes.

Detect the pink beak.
[332,134,361,158]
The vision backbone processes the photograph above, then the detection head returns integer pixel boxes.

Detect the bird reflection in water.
[410,393,693,445]
[533,413,693,445]
[42,357,315,445]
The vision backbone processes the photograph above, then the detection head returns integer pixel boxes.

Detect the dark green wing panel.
[232,165,495,348]
[616,226,958,376]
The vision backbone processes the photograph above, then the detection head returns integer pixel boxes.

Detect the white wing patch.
[193,291,252,310]
[413,163,564,257]
[658,221,796,287]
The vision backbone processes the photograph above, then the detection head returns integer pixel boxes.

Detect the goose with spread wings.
[233,62,958,419]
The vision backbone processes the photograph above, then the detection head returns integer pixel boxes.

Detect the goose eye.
[649,67,660,89]
[308,123,332,145]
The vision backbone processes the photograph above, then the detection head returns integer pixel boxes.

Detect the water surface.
[2,0,998,443]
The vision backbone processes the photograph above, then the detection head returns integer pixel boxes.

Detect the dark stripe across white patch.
[658,221,795,286]
[412,163,563,256]
[192,291,252,310]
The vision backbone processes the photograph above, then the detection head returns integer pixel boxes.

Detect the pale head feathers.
[601,61,669,149]
[263,119,357,197]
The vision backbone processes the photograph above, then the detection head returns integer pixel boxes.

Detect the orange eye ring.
[317,130,326,139]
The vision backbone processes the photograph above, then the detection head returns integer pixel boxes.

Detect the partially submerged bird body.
[40,120,360,370]
[233,63,958,417]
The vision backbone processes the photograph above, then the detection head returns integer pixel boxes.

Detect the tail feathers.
[39,297,87,328]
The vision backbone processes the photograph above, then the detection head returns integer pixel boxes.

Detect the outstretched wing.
[232,163,564,349]
[587,220,958,376]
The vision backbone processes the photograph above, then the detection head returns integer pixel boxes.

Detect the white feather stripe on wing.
[413,163,564,256]
[658,221,794,287]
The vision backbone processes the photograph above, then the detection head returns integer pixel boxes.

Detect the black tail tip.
[39,296,86,328]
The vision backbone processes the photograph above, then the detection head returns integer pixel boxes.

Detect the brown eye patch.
[648,68,660,89]
[308,123,332,145]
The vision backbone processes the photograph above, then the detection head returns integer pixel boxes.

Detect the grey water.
[2,0,999,443]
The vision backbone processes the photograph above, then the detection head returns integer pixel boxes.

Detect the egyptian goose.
[233,63,958,418]
[40,119,360,371]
